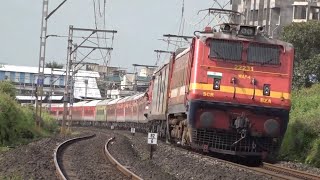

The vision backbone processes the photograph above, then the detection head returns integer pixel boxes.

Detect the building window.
[311,7,320,20]
[253,10,259,22]
[10,72,15,82]
[20,73,25,83]
[294,5,307,20]
[59,75,64,86]
[263,8,267,20]
[0,71,4,80]
[30,74,34,84]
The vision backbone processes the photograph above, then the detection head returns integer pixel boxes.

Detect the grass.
[0,146,11,153]
[280,83,320,167]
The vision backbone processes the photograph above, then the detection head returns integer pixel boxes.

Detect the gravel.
[60,131,128,180]
[2,126,320,180]
[0,129,88,179]
[111,131,275,180]
[108,133,177,180]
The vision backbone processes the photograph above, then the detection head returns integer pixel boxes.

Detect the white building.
[0,64,101,102]
[232,0,320,38]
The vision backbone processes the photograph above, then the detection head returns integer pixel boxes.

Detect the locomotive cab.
[184,24,294,159]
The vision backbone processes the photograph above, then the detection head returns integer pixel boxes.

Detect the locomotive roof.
[200,31,293,50]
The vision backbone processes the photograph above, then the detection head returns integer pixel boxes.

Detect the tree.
[45,61,64,69]
[0,81,16,98]
[281,21,320,88]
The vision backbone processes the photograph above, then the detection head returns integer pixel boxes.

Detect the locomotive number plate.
[234,65,254,72]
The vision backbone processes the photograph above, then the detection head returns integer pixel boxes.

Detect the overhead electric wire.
[77,50,105,61]
[92,0,113,66]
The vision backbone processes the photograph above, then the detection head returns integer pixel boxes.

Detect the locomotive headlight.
[263,84,271,96]
[238,26,256,36]
[200,112,214,128]
[213,78,221,90]
[145,106,149,110]
[264,119,279,136]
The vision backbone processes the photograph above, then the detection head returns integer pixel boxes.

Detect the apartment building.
[231,0,320,38]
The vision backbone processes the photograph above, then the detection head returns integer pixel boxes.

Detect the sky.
[0,0,230,72]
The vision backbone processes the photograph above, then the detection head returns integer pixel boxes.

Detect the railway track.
[258,163,320,180]
[54,132,140,180]
[54,134,96,180]
[104,137,142,180]
[114,129,320,180]
[195,151,320,180]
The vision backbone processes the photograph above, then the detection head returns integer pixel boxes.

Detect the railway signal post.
[131,128,136,136]
[148,133,158,159]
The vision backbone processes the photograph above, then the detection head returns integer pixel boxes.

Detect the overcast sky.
[0,0,230,72]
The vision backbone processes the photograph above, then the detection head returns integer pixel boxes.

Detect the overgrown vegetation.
[278,21,320,167]
[280,84,320,167]
[0,81,57,147]
[281,21,320,88]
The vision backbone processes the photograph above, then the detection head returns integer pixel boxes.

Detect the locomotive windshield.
[210,39,281,65]
[247,43,281,65]
[209,39,242,62]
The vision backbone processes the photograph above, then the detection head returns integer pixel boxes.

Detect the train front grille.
[192,129,280,154]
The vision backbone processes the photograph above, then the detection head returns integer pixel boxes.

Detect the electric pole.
[61,26,117,134]
[48,67,53,111]
[35,0,49,128]
[35,0,68,128]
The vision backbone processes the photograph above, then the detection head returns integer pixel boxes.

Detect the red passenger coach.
[82,100,101,121]
[107,98,122,122]
[72,101,88,121]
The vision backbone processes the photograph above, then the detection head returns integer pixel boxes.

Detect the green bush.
[0,93,36,146]
[41,110,58,134]
[0,81,16,98]
[280,84,320,167]
[0,81,58,147]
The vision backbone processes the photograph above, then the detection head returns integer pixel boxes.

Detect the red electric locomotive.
[147,24,294,160]
[49,9,294,161]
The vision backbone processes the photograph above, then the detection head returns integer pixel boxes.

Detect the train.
[50,23,294,161]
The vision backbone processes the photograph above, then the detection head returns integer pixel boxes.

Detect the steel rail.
[53,134,96,180]
[261,163,320,180]
[174,144,318,180]
[104,137,143,180]
[197,152,319,180]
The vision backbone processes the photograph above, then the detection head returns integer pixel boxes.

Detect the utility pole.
[62,25,74,134]
[68,44,77,126]
[35,0,49,128]
[48,67,54,111]
[61,26,117,134]
[35,0,68,128]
